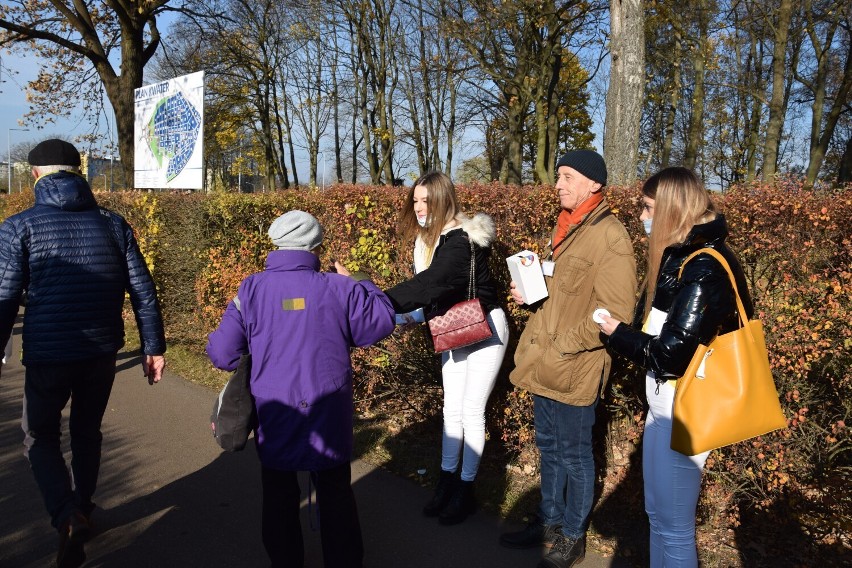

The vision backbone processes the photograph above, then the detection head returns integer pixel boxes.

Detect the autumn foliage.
[2,180,849,562]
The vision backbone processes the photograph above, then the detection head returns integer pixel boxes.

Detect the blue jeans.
[644,375,709,567]
[22,355,116,529]
[534,394,597,539]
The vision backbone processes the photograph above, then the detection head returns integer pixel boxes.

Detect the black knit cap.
[555,149,607,186]
[27,139,81,167]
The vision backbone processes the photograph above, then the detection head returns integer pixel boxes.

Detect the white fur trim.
[459,213,496,247]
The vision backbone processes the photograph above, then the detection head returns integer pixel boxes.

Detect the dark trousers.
[22,355,116,529]
[261,462,364,568]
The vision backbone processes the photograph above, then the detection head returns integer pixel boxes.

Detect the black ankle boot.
[438,479,476,525]
[422,470,457,517]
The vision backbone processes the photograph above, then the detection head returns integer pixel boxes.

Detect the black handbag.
[210,353,256,451]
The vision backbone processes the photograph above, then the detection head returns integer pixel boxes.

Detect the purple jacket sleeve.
[206,298,248,372]
[346,280,395,347]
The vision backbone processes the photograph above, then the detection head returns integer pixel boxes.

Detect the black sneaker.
[498,515,562,549]
[537,534,585,568]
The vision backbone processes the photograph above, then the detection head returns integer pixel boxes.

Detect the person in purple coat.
[206,210,395,568]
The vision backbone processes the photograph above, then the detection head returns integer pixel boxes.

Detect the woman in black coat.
[350,171,508,526]
[598,167,753,567]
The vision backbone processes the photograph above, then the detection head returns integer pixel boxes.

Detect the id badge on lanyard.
[542,240,556,277]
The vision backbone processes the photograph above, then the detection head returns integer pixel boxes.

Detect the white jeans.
[440,308,509,482]
[644,374,710,567]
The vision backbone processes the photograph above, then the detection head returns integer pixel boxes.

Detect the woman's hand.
[598,314,622,336]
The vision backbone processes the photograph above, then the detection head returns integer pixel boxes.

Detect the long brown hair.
[642,167,717,318]
[399,171,460,249]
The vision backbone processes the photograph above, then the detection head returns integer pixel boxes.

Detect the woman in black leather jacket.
[598,167,753,568]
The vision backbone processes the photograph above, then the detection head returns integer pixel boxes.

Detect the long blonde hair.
[399,171,460,249]
[643,167,717,318]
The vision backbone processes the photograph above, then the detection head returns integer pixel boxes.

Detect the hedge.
[3,180,849,560]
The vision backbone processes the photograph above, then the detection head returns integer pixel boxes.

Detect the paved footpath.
[0,329,626,568]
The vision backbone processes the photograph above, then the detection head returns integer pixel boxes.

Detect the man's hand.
[143,354,165,385]
[509,281,525,305]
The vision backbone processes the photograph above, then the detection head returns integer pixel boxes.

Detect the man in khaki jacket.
[499,150,637,568]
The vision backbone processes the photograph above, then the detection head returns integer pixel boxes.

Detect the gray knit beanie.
[268,210,324,251]
[555,149,607,186]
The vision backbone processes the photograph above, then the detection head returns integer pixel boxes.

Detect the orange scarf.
[553,192,603,246]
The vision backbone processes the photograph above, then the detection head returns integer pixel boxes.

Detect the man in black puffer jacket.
[0,139,166,568]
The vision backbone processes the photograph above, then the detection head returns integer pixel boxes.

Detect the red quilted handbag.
[427,241,493,353]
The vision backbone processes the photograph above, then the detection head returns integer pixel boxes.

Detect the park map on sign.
[145,92,202,182]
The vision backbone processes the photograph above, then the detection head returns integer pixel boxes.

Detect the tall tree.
[682,0,711,169]
[762,0,796,180]
[795,0,852,186]
[338,0,402,184]
[0,0,186,187]
[604,0,644,185]
[446,0,602,185]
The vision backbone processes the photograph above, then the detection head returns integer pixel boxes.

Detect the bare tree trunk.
[838,136,852,185]
[534,44,563,185]
[684,6,708,169]
[762,0,794,181]
[504,93,525,185]
[801,6,852,186]
[331,15,343,184]
[446,75,457,174]
[604,0,645,186]
[279,94,298,188]
[271,80,290,189]
[661,33,682,168]
[534,98,550,184]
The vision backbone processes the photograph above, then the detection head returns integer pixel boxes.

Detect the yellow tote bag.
[670,248,787,456]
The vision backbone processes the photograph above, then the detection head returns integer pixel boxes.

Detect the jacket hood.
[34,171,97,212]
[457,213,496,247]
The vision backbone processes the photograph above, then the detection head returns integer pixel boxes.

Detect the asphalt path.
[0,324,625,568]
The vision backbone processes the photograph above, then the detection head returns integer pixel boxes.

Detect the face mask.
[417,216,427,227]
[643,218,653,236]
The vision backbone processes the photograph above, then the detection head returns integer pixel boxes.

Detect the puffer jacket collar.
[34,171,97,212]
[666,214,728,255]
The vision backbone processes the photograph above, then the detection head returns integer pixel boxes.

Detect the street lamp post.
[7,128,30,194]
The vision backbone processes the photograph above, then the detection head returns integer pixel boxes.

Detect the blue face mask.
[417,216,427,227]
[642,218,653,236]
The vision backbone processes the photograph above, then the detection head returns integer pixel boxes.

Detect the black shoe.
[537,534,585,568]
[56,511,91,568]
[438,480,475,525]
[423,469,457,517]
[499,515,562,549]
